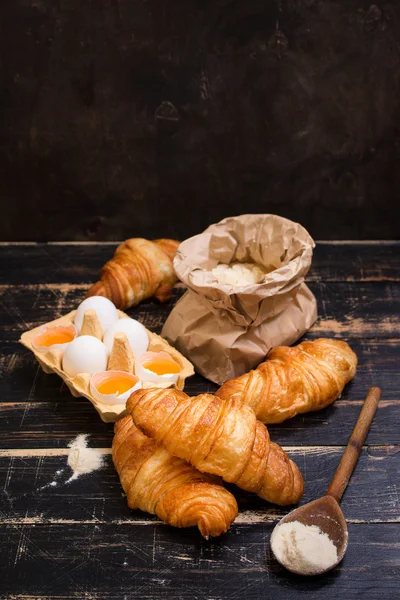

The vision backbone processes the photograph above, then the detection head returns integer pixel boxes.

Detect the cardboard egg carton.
[19,309,195,423]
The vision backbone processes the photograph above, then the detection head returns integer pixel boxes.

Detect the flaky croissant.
[127,389,304,505]
[112,415,238,538]
[86,238,180,309]
[216,338,357,424]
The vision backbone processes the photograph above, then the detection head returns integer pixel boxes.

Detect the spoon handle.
[326,386,381,503]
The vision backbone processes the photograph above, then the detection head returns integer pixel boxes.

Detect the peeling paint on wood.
[0,242,399,599]
[0,243,399,284]
[1,523,399,599]
[0,397,399,447]
[0,447,398,525]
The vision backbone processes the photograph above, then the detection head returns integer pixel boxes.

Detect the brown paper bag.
[162,214,317,385]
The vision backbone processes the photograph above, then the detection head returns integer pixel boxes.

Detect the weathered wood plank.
[1,282,399,341]
[1,338,398,411]
[0,244,117,285]
[0,242,399,285]
[310,242,400,282]
[0,244,399,600]
[0,447,398,525]
[0,522,398,600]
[0,399,399,448]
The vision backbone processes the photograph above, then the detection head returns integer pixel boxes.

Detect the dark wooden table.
[1,241,399,600]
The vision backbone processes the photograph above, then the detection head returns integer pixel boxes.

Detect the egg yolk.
[35,328,75,347]
[96,374,138,395]
[142,357,181,376]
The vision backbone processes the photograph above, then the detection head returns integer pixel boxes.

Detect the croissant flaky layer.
[127,389,304,505]
[87,238,180,309]
[216,338,358,424]
[112,416,238,538]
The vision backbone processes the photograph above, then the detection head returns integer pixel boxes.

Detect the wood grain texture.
[2,2,400,241]
[2,312,399,412]
[326,386,381,502]
[1,446,399,525]
[0,242,399,599]
[1,282,399,339]
[1,523,399,600]
[1,398,400,448]
[0,242,399,284]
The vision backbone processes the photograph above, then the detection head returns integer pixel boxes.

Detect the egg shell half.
[90,371,142,405]
[135,351,181,385]
[32,323,76,355]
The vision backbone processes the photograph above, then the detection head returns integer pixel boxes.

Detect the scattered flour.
[37,480,58,491]
[66,434,104,482]
[270,520,338,575]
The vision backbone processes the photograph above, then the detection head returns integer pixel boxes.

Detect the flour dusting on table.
[67,434,104,482]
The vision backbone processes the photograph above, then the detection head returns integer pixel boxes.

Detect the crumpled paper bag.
[162,214,317,385]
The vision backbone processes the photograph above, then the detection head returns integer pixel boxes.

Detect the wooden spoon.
[270,386,381,576]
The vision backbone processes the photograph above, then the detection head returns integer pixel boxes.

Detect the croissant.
[127,389,304,505]
[86,238,180,309]
[112,415,238,538]
[216,338,357,424]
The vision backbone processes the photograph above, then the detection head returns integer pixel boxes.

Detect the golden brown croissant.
[112,415,238,538]
[86,238,180,309]
[126,389,304,505]
[216,338,357,424]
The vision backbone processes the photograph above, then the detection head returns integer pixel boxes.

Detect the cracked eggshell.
[74,296,119,335]
[103,318,149,357]
[62,335,108,378]
[135,351,181,385]
[32,323,76,354]
[90,371,142,405]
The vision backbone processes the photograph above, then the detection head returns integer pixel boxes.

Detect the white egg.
[90,371,142,405]
[135,351,181,385]
[74,296,119,335]
[62,335,108,378]
[103,318,149,357]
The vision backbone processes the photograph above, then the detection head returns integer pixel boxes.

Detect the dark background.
[1,0,400,242]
